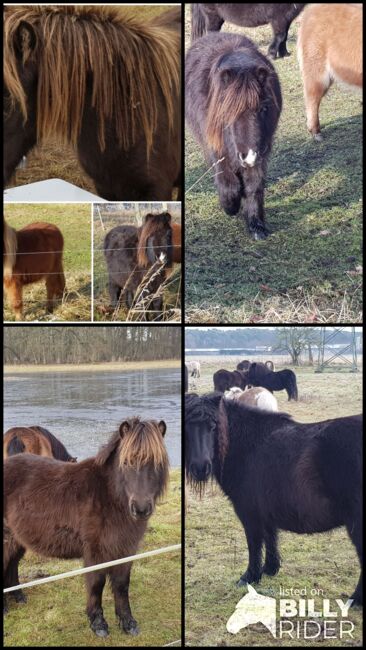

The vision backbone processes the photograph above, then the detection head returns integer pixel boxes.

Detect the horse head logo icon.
[226,584,276,637]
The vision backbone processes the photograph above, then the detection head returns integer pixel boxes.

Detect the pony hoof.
[95,627,109,638]
[121,618,140,636]
[90,614,109,637]
[14,592,27,604]
[313,133,323,142]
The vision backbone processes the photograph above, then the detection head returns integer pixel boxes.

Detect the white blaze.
[245,149,257,166]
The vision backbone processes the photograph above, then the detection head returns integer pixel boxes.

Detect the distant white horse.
[224,386,278,411]
[186,360,201,378]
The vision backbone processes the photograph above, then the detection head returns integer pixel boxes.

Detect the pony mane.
[137,213,172,267]
[3,219,17,279]
[4,6,180,154]
[96,417,169,472]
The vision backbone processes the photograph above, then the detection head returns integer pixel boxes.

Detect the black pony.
[236,360,251,372]
[185,33,282,239]
[185,392,363,605]
[248,362,298,400]
[191,4,306,59]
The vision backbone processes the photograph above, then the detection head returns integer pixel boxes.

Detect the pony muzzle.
[239,150,258,168]
[189,460,212,482]
[130,500,153,520]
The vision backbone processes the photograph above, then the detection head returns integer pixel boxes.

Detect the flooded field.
[4,367,181,466]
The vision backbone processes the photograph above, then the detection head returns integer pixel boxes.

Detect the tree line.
[4,326,181,365]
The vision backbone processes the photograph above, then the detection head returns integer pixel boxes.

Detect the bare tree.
[274,327,321,366]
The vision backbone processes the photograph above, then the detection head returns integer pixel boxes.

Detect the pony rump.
[206,61,262,154]
[3,220,17,279]
[4,5,180,154]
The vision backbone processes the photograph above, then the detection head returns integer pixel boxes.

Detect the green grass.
[4,470,181,647]
[93,212,181,322]
[4,204,91,322]
[185,363,363,646]
[185,13,363,323]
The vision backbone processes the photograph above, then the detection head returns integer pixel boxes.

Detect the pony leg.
[242,168,268,240]
[236,519,264,586]
[108,280,121,308]
[269,22,290,58]
[215,169,242,216]
[85,570,109,637]
[346,509,363,605]
[6,281,23,321]
[3,532,26,611]
[303,76,329,141]
[110,564,139,636]
[263,527,281,576]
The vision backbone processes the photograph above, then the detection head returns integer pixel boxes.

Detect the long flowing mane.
[4,6,180,154]
[137,213,172,267]
[96,418,169,492]
[206,49,263,154]
[3,219,17,279]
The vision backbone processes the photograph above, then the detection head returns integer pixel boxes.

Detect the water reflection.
[4,368,181,466]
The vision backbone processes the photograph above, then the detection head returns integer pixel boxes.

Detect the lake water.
[3,368,181,466]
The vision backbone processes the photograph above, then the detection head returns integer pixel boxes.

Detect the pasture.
[185,360,363,646]
[3,204,91,322]
[4,469,181,647]
[185,10,363,323]
[4,5,178,199]
[93,208,181,322]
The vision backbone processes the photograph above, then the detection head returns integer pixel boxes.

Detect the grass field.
[93,211,181,322]
[4,470,181,648]
[185,9,363,323]
[185,361,363,646]
[5,5,179,201]
[4,204,91,322]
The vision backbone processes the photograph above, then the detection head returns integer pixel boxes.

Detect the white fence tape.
[3,543,181,593]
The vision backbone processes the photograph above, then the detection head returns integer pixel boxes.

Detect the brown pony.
[137,213,182,272]
[3,426,77,462]
[3,219,65,320]
[4,417,169,638]
[298,3,362,140]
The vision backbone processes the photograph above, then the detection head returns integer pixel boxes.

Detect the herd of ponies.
[4,418,170,637]
[186,3,362,238]
[185,357,363,607]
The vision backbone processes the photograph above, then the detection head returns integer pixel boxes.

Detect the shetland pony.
[185,33,282,239]
[224,386,278,411]
[4,417,169,636]
[3,219,65,320]
[298,3,362,140]
[137,213,182,270]
[248,362,298,400]
[213,369,249,392]
[185,392,362,605]
[4,6,180,200]
[4,426,77,462]
[191,4,306,58]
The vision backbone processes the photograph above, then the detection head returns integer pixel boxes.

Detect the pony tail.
[3,220,18,279]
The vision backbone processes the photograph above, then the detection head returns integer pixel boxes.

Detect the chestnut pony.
[3,219,65,320]
[3,426,77,462]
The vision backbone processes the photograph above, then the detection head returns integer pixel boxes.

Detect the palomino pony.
[3,426,77,462]
[297,3,362,141]
[248,362,298,401]
[185,33,282,239]
[4,417,169,637]
[4,6,180,200]
[191,4,306,58]
[185,392,363,605]
[3,219,65,320]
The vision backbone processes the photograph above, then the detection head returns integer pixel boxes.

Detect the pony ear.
[158,420,167,437]
[257,66,269,86]
[13,21,37,61]
[119,421,130,438]
[144,213,154,222]
[163,212,172,224]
